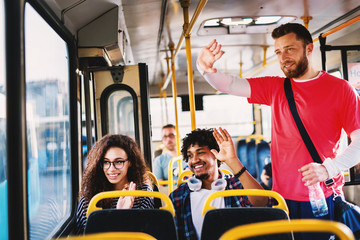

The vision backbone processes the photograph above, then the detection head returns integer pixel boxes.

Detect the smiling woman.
[74,134,155,234]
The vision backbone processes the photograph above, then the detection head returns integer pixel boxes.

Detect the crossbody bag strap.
[284,78,322,163]
[283,78,334,187]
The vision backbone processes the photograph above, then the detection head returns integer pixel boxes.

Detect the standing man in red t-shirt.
[197,23,360,238]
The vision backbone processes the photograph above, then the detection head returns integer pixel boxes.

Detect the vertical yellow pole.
[239,62,243,78]
[262,46,269,67]
[181,0,196,130]
[169,42,181,157]
[301,16,312,29]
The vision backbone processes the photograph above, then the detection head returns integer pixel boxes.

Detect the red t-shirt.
[247,71,360,201]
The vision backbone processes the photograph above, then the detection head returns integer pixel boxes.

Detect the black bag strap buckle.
[325,178,335,187]
[325,178,340,200]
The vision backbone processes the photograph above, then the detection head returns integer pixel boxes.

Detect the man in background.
[153,124,187,181]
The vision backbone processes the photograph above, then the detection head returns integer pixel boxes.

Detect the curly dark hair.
[79,134,148,207]
[181,128,221,167]
[272,23,313,47]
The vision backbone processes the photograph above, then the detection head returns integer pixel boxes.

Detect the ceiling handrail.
[161,0,208,91]
[313,15,360,42]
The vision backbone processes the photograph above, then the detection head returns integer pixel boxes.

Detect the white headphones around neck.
[187,176,227,192]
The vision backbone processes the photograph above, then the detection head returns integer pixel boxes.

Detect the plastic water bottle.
[308,182,328,217]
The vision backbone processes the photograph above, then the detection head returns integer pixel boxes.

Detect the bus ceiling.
[47,0,360,92]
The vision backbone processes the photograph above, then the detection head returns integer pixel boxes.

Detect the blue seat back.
[236,139,247,168]
[201,208,291,240]
[246,139,257,178]
[85,209,178,240]
[255,140,270,181]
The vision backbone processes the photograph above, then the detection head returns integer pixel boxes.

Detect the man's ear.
[306,43,314,55]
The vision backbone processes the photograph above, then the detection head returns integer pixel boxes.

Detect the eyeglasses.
[102,160,128,170]
[162,133,175,140]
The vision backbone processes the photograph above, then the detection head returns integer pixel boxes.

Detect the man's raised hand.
[196,39,224,74]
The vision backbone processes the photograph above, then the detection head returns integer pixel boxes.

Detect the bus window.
[347,51,360,182]
[25,4,71,239]
[0,1,7,238]
[261,105,271,140]
[107,89,136,138]
[347,51,360,94]
[150,95,253,141]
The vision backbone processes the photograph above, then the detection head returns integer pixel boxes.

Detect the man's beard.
[195,173,209,180]
[282,50,308,79]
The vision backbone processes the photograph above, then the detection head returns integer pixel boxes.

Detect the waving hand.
[197,39,224,74]
[211,127,237,163]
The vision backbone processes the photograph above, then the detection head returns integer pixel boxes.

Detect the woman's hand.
[116,181,136,209]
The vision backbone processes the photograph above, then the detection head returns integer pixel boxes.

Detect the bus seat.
[246,139,257,178]
[56,231,157,240]
[219,219,355,240]
[84,190,177,240]
[236,139,247,168]
[85,209,177,240]
[200,189,290,240]
[255,140,270,181]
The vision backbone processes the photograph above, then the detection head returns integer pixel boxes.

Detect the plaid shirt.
[169,176,252,240]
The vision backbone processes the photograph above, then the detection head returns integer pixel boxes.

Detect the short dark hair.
[181,128,221,167]
[272,23,313,46]
[162,124,175,130]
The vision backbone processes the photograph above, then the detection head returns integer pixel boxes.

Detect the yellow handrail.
[177,170,193,187]
[219,219,355,240]
[246,134,264,143]
[202,189,288,216]
[176,169,233,187]
[158,180,176,186]
[314,15,360,42]
[56,232,157,240]
[167,155,183,193]
[147,171,159,188]
[220,169,233,175]
[162,0,208,91]
[169,43,181,157]
[247,15,360,78]
[86,190,175,217]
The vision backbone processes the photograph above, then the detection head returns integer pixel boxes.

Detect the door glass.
[107,90,135,138]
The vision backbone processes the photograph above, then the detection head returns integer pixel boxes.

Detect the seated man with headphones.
[169,127,268,240]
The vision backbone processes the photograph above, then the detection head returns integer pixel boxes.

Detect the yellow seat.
[86,190,174,217]
[202,189,288,216]
[200,189,290,240]
[85,190,177,240]
[56,232,156,240]
[219,219,355,240]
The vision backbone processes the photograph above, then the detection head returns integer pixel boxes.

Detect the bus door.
[79,61,152,168]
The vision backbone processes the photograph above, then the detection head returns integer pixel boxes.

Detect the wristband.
[234,166,247,178]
